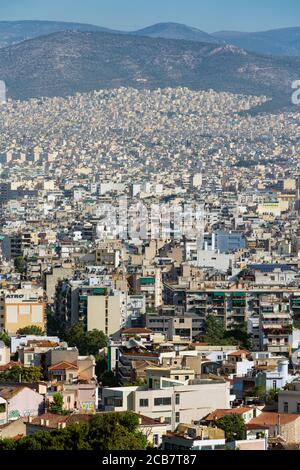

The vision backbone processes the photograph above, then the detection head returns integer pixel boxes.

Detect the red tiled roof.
[48,361,78,371]
[248,412,300,427]
[0,361,21,372]
[228,350,250,357]
[27,340,59,348]
[139,415,167,427]
[122,328,153,334]
[30,413,68,428]
[205,408,253,421]
[246,423,269,430]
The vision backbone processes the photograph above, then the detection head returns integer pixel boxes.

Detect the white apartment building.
[102,373,230,431]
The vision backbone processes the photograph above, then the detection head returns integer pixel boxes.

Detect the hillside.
[213,28,300,57]
[133,22,219,43]
[0,20,118,48]
[0,30,299,111]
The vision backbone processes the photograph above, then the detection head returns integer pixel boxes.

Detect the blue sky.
[2,0,300,32]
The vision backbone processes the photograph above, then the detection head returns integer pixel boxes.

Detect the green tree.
[216,414,247,442]
[225,323,251,350]
[17,326,44,336]
[252,385,266,402]
[66,322,108,356]
[87,413,147,450]
[46,305,62,336]
[0,412,148,451]
[0,366,42,384]
[14,256,26,274]
[101,371,118,387]
[85,329,108,356]
[95,357,108,380]
[49,393,64,415]
[0,331,10,347]
[21,366,43,382]
[0,438,17,450]
[267,388,279,403]
[201,316,229,345]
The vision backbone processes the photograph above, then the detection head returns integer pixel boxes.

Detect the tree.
[66,322,108,356]
[14,256,26,274]
[101,371,118,387]
[17,326,44,336]
[252,385,266,402]
[267,388,279,403]
[46,305,62,336]
[95,357,108,381]
[225,323,251,350]
[0,366,42,384]
[20,366,43,382]
[85,329,107,356]
[87,413,147,450]
[0,438,17,450]
[0,412,147,451]
[201,316,229,346]
[216,414,247,442]
[0,331,10,347]
[49,393,64,415]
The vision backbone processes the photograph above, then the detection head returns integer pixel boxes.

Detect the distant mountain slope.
[0,20,118,48]
[133,22,219,43]
[0,30,299,112]
[2,21,300,59]
[213,28,300,57]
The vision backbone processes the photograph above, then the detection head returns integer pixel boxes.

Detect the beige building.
[0,289,45,335]
[102,374,230,431]
[279,382,300,414]
[87,295,122,336]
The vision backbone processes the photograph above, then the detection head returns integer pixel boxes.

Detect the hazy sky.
[2,0,300,32]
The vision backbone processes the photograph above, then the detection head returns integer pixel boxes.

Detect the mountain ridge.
[133,22,219,43]
[1,20,300,58]
[0,29,298,113]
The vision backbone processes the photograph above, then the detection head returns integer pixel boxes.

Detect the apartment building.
[164,282,298,348]
[55,280,122,336]
[0,288,45,335]
[102,372,230,431]
[278,381,300,414]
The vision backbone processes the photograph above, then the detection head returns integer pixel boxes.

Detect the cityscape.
[1,0,300,457]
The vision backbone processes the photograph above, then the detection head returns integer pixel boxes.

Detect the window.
[175,412,180,423]
[175,394,180,405]
[284,402,289,413]
[185,376,189,381]
[297,403,300,413]
[175,376,179,381]
[273,380,277,390]
[139,399,149,407]
[153,434,159,447]
[154,397,172,406]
